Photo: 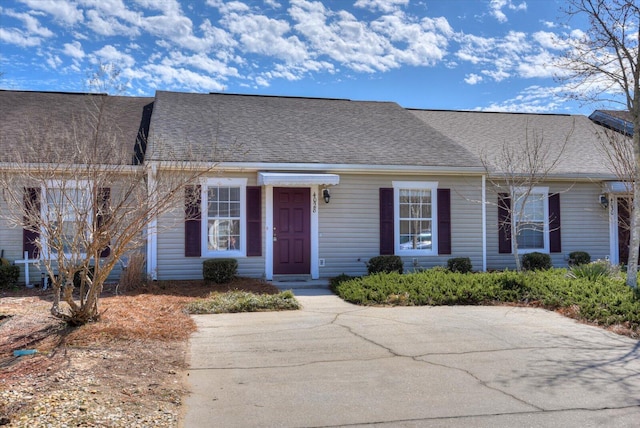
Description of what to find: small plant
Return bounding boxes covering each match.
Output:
[447,257,472,273]
[0,264,20,289]
[568,251,591,266]
[203,258,238,284]
[568,259,618,281]
[185,290,300,314]
[367,255,403,275]
[521,252,552,271]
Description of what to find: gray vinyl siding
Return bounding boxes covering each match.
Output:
[155,172,264,280]
[486,182,610,270]
[317,174,484,277]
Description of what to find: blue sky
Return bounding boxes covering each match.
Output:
[0,0,608,114]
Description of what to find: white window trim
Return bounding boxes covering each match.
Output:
[511,186,549,254]
[200,177,248,258]
[393,181,439,256]
[41,179,93,260]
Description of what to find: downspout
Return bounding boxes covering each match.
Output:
[482,174,487,272]
[146,163,158,280]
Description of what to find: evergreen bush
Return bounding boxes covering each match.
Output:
[447,257,473,273]
[366,255,403,275]
[521,252,552,271]
[203,258,238,284]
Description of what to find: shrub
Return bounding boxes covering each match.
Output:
[568,251,591,266]
[447,257,472,273]
[0,264,20,289]
[203,258,238,284]
[568,259,618,282]
[521,252,552,271]
[367,255,403,275]
[329,273,355,292]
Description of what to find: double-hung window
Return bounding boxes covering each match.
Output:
[512,187,549,253]
[42,180,92,258]
[394,181,438,255]
[201,178,246,257]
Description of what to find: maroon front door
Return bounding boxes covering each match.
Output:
[273,187,310,275]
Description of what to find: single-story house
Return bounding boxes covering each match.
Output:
[0,89,632,283]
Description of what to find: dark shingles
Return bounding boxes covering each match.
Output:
[147,91,483,169]
[0,90,154,165]
[410,109,616,177]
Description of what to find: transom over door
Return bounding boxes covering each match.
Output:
[273,187,311,275]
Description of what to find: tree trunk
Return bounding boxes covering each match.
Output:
[626,121,640,287]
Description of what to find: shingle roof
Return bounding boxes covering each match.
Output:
[409,109,615,178]
[147,91,482,169]
[0,90,154,165]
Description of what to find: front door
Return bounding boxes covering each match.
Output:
[273,187,311,275]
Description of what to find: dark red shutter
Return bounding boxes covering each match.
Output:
[246,186,262,256]
[98,188,111,258]
[380,188,394,255]
[498,193,512,254]
[549,193,561,253]
[437,189,451,254]
[185,185,201,257]
[23,187,40,259]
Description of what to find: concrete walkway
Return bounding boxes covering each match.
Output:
[183,288,640,427]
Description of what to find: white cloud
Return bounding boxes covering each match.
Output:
[354,0,409,13]
[224,13,308,63]
[142,63,227,91]
[489,0,527,23]
[0,28,42,47]
[5,9,55,38]
[46,53,62,69]
[465,73,483,85]
[85,9,140,37]
[161,51,240,78]
[63,40,85,58]
[17,0,84,25]
[479,85,565,113]
[91,45,136,68]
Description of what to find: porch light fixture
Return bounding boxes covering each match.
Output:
[599,194,609,209]
[322,188,331,203]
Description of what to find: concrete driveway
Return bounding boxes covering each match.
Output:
[183,288,640,427]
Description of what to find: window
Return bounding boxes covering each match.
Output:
[393,181,438,255]
[512,187,549,252]
[42,180,92,257]
[202,178,247,257]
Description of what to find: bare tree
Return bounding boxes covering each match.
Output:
[482,123,573,271]
[559,0,640,286]
[0,68,220,325]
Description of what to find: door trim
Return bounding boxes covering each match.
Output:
[265,184,319,280]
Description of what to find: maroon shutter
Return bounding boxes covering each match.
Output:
[380,188,394,255]
[549,193,561,253]
[23,187,40,259]
[437,188,451,254]
[498,193,511,254]
[98,188,111,258]
[246,186,262,256]
[185,185,201,257]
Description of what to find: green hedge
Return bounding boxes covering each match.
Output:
[203,258,238,284]
[367,255,403,274]
[331,268,640,331]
